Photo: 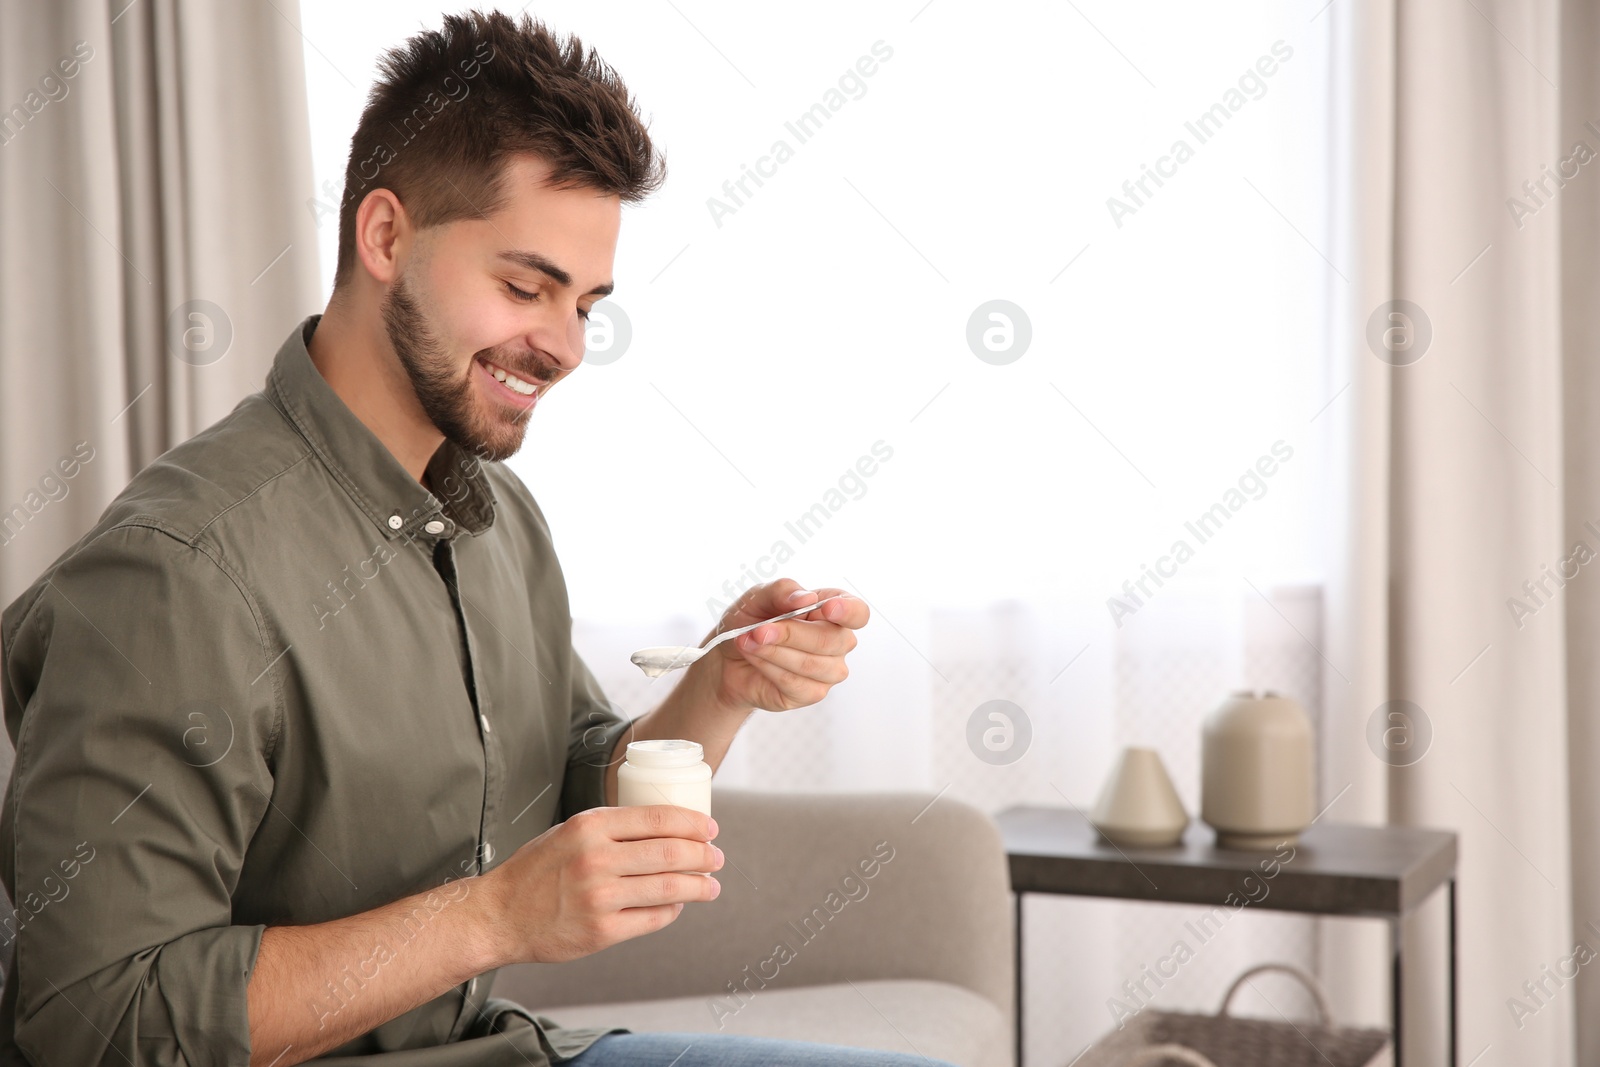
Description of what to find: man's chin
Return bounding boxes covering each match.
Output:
[454,419,529,463]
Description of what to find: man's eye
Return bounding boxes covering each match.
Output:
[578,306,592,321]
[504,281,537,302]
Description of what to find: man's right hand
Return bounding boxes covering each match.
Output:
[482,804,723,965]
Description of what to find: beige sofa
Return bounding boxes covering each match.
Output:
[492,789,1016,1067]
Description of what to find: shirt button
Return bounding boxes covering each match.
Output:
[424,519,445,535]
[480,713,492,733]
[387,515,403,530]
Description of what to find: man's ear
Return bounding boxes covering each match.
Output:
[353,189,410,286]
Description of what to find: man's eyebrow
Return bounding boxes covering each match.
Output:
[495,250,614,297]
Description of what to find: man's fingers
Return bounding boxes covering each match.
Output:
[730,578,808,624]
[781,587,865,626]
[799,588,867,629]
[717,583,866,645]
[734,646,833,705]
[740,618,857,657]
[738,640,848,684]
[609,901,691,941]
[575,803,716,843]
[610,872,722,911]
[610,837,724,877]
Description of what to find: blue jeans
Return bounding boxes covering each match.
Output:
[560,1032,960,1067]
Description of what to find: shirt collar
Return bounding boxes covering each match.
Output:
[266,315,497,542]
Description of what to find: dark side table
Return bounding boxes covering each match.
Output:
[996,806,1458,1067]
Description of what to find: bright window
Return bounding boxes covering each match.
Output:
[302,1,1333,624]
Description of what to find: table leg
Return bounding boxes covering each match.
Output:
[1448,878,1457,1066]
[1392,915,1404,1067]
[1014,892,1024,1067]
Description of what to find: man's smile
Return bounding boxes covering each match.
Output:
[474,353,543,408]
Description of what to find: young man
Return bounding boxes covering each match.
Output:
[0,11,949,1067]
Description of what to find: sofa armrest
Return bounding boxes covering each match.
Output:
[491,788,1014,1030]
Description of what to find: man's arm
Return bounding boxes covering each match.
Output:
[248,804,720,1066]
[246,879,498,1065]
[0,525,278,1066]
[602,582,867,807]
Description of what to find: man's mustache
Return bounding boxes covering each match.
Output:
[477,349,558,383]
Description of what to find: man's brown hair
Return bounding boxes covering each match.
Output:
[332,9,664,287]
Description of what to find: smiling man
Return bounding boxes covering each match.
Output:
[0,11,944,1067]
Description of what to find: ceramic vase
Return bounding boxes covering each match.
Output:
[1200,689,1314,849]
[1090,746,1189,848]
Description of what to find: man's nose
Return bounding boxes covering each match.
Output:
[533,313,585,372]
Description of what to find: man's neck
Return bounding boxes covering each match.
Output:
[307,299,443,485]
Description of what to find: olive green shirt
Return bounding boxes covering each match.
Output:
[0,315,634,1065]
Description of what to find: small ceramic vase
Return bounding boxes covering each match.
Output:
[1200,689,1314,849]
[1090,746,1189,848]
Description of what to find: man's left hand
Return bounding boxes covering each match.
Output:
[694,579,868,715]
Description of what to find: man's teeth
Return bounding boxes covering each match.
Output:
[486,361,539,396]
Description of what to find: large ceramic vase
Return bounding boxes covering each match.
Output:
[1200,689,1314,849]
[1090,746,1189,848]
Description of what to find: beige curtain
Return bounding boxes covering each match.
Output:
[1326,0,1593,1063]
[1560,0,1600,1058]
[0,0,321,611]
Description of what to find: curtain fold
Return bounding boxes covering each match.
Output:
[1318,0,1397,1039]
[1560,0,1600,1058]
[1328,0,1589,1062]
[0,0,321,609]
[1561,2,1600,1062]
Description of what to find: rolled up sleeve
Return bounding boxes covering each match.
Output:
[556,647,631,820]
[0,522,279,1065]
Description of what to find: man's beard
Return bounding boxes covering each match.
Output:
[381,272,533,463]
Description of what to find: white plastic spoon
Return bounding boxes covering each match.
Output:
[630,593,847,677]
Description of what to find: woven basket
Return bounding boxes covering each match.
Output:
[1074,963,1392,1067]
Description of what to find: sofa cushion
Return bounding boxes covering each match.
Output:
[490,790,1015,1025]
[531,978,1009,1067]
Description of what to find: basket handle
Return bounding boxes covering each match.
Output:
[1122,1045,1220,1067]
[1217,963,1332,1028]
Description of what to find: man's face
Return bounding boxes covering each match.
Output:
[381,154,621,462]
